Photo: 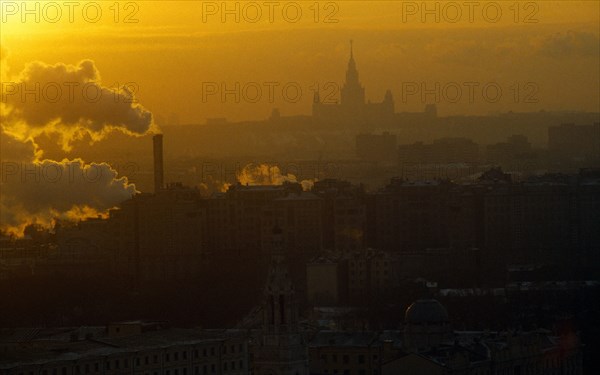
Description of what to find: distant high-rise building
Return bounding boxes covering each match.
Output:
[312,41,395,127]
[548,122,600,161]
[109,184,207,283]
[340,40,365,109]
[312,179,367,253]
[486,134,533,165]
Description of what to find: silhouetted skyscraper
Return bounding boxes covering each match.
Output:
[341,40,366,108]
[312,41,395,126]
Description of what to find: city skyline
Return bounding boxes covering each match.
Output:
[1,2,599,374]
[1,1,599,123]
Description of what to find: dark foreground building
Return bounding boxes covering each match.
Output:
[308,300,582,375]
[1,299,582,375]
[0,322,249,375]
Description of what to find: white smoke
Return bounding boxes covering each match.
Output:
[0,52,152,236]
[1,59,154,152]
[1,159,136,235]
[236,163,316,190]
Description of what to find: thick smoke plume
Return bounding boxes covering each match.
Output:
[0,53,152,236]
[1,59,154,152]
[1,159,136,236]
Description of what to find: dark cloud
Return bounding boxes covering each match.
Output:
[0,127,39,162]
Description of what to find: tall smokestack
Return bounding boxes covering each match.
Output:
[153,134,164,193]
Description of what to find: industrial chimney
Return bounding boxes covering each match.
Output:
[153,134,164,193]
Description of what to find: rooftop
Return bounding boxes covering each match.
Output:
[405,299,449,324]
[0,326,245,369]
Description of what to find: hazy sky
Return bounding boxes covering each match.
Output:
[1,1,599,235]
[2,1,599,123]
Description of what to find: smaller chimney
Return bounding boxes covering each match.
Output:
[153,134,164,193]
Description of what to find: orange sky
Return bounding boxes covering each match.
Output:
[2,1,599,123]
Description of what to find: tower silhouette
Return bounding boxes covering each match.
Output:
[341,40,366,108]
[312,40,395,127]
[253,225,308,375]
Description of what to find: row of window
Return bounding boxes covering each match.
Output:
[15,360,246,375]
[320,354,377,364]
[21,344,245,375]
[321,370,376,375]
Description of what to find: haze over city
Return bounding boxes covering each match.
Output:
[2,1,598,123]
[0,1,599,374]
